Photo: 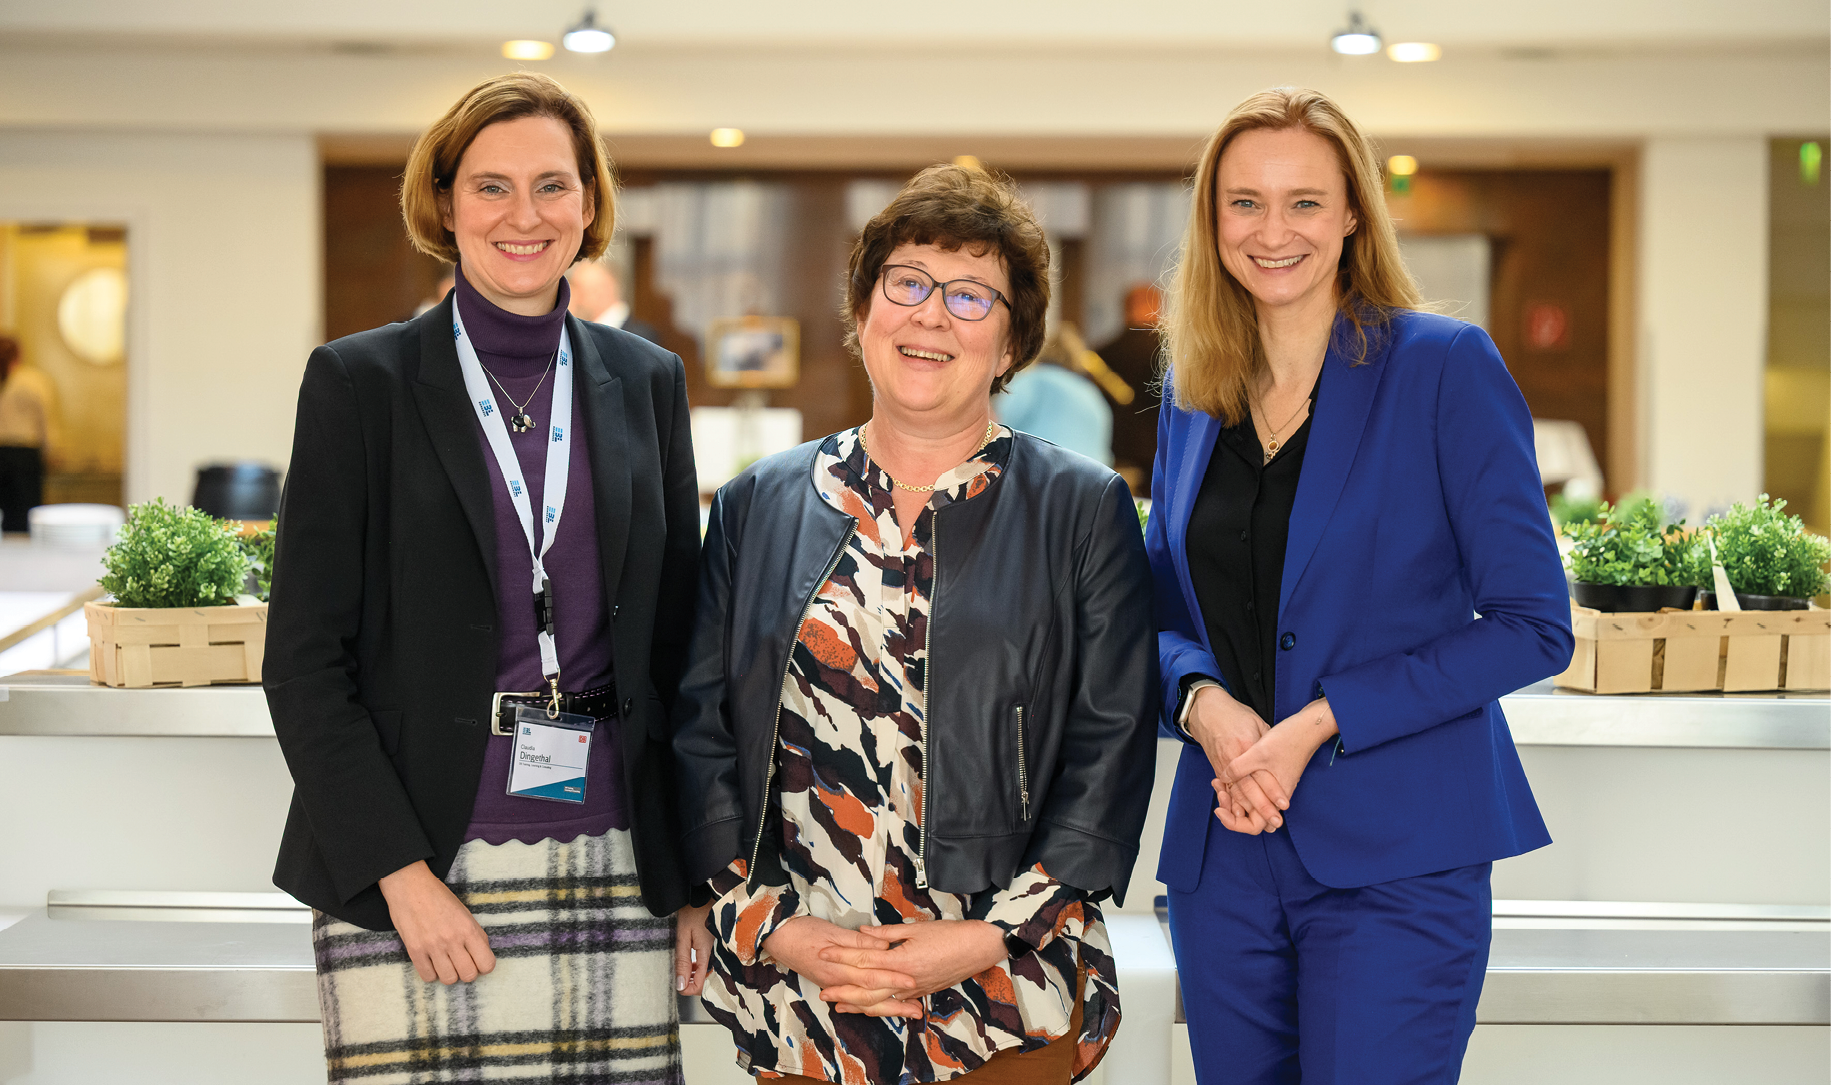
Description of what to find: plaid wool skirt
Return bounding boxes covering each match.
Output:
[311,828,681,1084]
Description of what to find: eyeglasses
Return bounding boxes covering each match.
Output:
[879,265,1009,322]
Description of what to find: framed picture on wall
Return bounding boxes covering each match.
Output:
[705,315,799,389]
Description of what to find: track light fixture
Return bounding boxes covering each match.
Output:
[1330,11,1382,56]
[562,9,616,54]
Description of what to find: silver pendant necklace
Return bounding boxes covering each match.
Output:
[479,353,556,434]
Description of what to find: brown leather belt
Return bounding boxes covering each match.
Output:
[490,682,618,736]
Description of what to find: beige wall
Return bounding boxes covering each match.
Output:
[1639,138,1771,517]
[0,131,318,503]
[0,45,1823,140]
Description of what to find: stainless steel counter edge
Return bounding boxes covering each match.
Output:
[2,914,1825,1027]
[3,675,1825,748]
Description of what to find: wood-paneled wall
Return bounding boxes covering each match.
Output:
[1389,170,1614,489]
[324,162,1616,491]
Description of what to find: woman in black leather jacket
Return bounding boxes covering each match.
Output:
[673,164,1158,1085]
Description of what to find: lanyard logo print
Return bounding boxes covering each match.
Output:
[451,304,574,707]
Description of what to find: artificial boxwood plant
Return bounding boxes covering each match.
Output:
[1563,497,1701,587]
[99,498,251,609]
[1694,495,1831,600]
[239,517,276,602]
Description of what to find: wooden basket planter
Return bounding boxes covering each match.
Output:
[1554,602,1830,694]
[84,601,267,689]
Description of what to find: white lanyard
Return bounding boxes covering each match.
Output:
[451,304,574,702]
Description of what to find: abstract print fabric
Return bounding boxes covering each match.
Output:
[312,828,680,1084]
[701,427,1120,1083]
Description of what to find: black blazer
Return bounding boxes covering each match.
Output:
[265,296,700,929]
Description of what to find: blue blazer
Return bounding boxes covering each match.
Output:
[1148,310,1569,890]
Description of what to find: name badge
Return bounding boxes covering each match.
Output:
[506,706,595,804]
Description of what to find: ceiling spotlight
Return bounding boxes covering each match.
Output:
[1330,11,1382,56]
[502,40,555,61]
[1387,155,1419,176]
[709,128,745,149]
[1387,41,1441,63]
[562,9,615,54]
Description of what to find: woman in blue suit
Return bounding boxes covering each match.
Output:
[1147,88,1573,1084]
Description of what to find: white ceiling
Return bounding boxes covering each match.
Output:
[1,0,1824,50]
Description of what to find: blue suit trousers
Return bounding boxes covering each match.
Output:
[1168,813,1492,1085]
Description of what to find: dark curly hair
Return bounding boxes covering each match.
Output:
[843,164,1051,394]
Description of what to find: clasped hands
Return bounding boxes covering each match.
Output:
[760,914,1008,1019]
[1187,684,1339,835]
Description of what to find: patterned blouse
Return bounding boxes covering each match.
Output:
[703,427,1120,1084]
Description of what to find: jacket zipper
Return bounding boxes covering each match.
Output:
[747,519,857,888]
[1015,704,1030,822]
[916,514,939,889]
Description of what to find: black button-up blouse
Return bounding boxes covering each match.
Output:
[1185,386,1316,725]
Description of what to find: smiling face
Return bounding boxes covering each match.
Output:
[441,114,594,315]
[857,242,1014,428]
[1214,126,1359,319]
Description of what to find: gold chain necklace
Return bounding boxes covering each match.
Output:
[1250,391,1310,465]
[858,420,998,493]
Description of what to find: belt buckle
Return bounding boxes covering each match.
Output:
[491,691,539,736]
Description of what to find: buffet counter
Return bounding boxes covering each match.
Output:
[1,671,1826,1084]
[2,673,1823,746]
[1,900,1821,1028]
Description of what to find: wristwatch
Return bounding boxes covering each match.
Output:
[1176,677,1222,741]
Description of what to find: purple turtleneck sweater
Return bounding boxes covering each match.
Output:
[455,267,627,845]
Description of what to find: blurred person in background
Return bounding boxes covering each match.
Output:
[0,336,60,532]
[1095,283,1164,494]
[568,258,664,344]
[412,265,457,317]
[674,164,1158,1084]
[265,72,706,1085]
[997,322,1114,464]
[1149,88,1570,1084]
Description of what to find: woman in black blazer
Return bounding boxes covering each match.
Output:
[265,73,706,1085]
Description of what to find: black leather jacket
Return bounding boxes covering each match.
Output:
[673,432,1159,903]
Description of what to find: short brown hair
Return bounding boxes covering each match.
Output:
[844,165,1051,393]
[1165,87,1421,424]
[401,72,616,265]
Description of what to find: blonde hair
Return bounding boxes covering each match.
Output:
[401,72,616,265]
[1165,87,1421,424]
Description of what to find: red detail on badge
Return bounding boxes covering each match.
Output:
[579,735,588,742]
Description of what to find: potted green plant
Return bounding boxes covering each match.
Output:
[1694,495,1830,611]
[85,498,266,688]
[1563,497,1701,612]
[238,517,276,602]
[1549,490,1606,529]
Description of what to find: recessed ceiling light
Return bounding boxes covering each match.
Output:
[1387,155,1419,176]
[710,128,745,149]
[562,9,615,54]
[1330,11,1382,55]
[502,40,555,61]
[1387,42,1441,63]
